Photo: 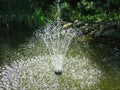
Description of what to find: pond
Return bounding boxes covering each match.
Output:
[0,24,120,90]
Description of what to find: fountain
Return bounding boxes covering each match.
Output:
[40,0,75,75]
[0,0,103,89]
[41,21,75,75]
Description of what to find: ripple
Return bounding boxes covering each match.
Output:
[0,55,102,90]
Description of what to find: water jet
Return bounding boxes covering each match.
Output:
[41,21,75,74]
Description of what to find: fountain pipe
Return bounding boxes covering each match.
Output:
[56,0,61,20]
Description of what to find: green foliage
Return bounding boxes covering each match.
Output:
[0,0,47,27]
[0,0,120,28]
[81,0,95,10]
[59,0,120,22]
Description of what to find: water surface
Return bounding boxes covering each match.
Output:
[0,26,120,90]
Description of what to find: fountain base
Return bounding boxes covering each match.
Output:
[55,70,62,75]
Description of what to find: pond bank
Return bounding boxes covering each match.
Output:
[61,20,120,51]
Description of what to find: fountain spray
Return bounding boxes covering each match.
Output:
[42,0,75,75]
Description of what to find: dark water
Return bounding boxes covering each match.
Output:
[0,25,120,90]
[70,39,120,90]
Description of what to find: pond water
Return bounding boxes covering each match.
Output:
[0,25,120,90]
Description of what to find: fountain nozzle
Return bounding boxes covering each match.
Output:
[55,70,62,75]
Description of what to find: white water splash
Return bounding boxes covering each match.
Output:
[0,55,102,90]
[40,21,75,72]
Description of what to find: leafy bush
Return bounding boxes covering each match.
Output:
[0,0,120,27]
